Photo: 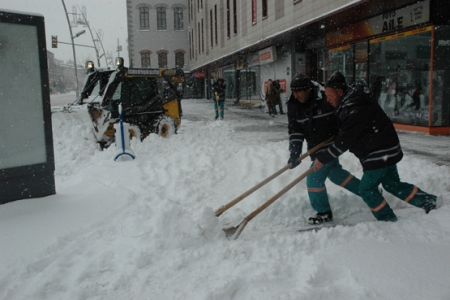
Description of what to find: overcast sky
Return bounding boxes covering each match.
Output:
[0,0,129,67]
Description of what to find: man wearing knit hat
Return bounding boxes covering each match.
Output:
[287,73,362,224]
[313,71,438,221]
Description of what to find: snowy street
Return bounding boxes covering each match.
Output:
[0,93,449,299]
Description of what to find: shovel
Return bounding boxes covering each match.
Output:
[114,103,136,161]
[214,136,333,217]
[224,167,314,240]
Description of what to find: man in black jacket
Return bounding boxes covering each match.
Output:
[314,71,437,221]
[287,73,361,224]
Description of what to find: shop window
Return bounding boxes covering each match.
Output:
[329,45,354,85]
[369,27,433,126]
[433,25,450,126]
[354,41,368,84]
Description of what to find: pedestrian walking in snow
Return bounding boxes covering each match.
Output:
[274,79,285,114]
[314,71,437,222]
[211,78,226,120]
[266,79,278,117]
[287,73,362,224]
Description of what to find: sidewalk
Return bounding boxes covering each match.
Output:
[202,98,450,166]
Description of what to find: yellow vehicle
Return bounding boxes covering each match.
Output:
[57,58,185,149]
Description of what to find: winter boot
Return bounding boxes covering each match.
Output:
[422,195,437,214]
[308,211,333,225]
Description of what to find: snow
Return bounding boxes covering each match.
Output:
[1,95,450,299]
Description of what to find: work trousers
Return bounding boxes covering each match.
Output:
[214,100,225,119]
[307,158,361,213]
[360,164,436,221]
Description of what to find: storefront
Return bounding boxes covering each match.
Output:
[326,0,450,133]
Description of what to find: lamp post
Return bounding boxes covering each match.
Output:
[61,0,85,98]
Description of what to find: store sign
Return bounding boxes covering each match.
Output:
[247,53,260,66]
[258,46,277,65]
[327,0,430,46]
[194,70,206,78]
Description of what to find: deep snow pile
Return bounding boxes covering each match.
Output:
[1,99,450,299]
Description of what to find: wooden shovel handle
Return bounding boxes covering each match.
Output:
[214,136,333,217]
[245,167,314,223]
[232,167,314,240]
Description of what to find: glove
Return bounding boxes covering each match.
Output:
[288,154,301,169]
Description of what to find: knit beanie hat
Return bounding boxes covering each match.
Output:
[325,71,348,90]
[290,73,313,91]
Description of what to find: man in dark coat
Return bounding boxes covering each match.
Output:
[211,78,226,120]
[274,79,285,114]
[313,71,437,221]
[287,73,361,224]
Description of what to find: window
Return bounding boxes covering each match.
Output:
[233,0,237,35]
[214,5,218,45]
[201,19,204,53]
[210,9,213,48]
[189,31,192,60]
[140,7,149,30]
[252,0,257,24]
[157,7,167,30]
[140,51,151,67]
[158,51,168,68]
[226,0,230,38]
[188,0,192,20]
[198,22,201,54]
[175,51,185,68]
[262,0,268,18]
[174,7,184,30]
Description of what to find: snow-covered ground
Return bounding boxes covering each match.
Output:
[1,93,450,299]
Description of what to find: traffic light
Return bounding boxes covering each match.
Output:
[51,35,57,48]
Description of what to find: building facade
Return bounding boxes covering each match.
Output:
[186,0,450,134]
[126,0,189,70]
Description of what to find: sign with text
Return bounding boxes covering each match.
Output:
[327,0,430,46]
[258,46,277,65]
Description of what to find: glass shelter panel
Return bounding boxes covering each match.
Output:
[370,27,433,126]
[0,23,47,169]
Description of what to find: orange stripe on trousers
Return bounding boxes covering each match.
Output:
[370,199,387,212]
[404,185,418,203]
[307,186,326,193]
[340,174,353,187]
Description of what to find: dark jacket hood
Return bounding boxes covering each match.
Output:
[336,80,373,113]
